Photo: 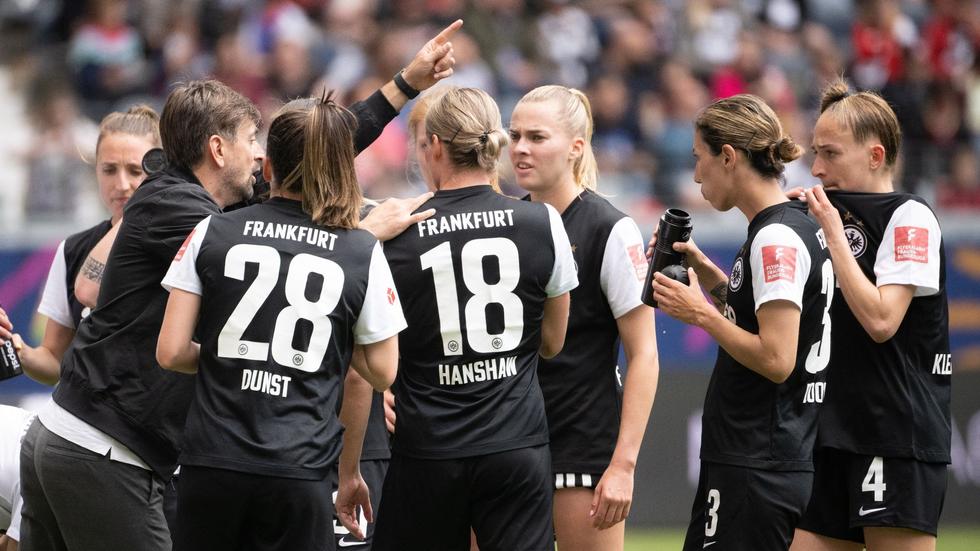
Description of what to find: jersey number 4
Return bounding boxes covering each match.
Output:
[217,244,342,372]
[421,238,524,356]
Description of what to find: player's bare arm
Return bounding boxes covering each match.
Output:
[653,270,800,383]
[336,357,375,541]
[74,221,121,308]
[156,288,202,374]
[806,186,914,342]
[539,293,570,359]
[592,305,659,530]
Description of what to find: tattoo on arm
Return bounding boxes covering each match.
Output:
[709,282,728,312]
[80,257,106,283]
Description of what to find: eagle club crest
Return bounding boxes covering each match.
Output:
[844,224,867,258]
[729,256,744,291]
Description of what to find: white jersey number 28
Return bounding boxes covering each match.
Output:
[217,244,342,372]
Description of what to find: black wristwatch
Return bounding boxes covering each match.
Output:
[393,70,421,99]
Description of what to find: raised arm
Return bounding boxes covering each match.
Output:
[350,20,461,152]
[805,186,914,342]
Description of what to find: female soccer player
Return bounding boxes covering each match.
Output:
[373,86,577,551]
[651,94,832,550]
[508,85,659,551]
[156,93,406,551]
[790,81,950,551]
[0,105,160,383]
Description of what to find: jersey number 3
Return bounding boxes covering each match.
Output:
[217,244,342,372]
[421,238,524,356]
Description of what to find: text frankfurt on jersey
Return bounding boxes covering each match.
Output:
[438,355,518,386]
[242,220,338,250]
[416,209,515,237]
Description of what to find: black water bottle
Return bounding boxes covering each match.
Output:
[641,208,693,308]
[0,339,22,381]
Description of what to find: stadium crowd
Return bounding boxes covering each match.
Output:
[0,0,977,229]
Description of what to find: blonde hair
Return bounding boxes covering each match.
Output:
[96,104,161,155]
[422,86,508,175]
[266,91,361,228]
[819,79,901,168]
[516,85,599,191]
[695,94,803,179]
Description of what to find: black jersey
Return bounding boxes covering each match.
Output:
[37,219,113,330]
[362,391,391,461]
[701,201,832,471]
[383,185,578,459]
[817,192,950,463]
[536,190,649,473]
[162,198,406,479]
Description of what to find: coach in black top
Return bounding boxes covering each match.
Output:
[374,87,577,551]
[792,81,950,551]
[18,22,460,551]
[652,95,832,551]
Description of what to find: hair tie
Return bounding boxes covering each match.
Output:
[479,130,490,145]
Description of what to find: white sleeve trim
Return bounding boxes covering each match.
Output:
[355,242,408,344]
[749,224,810,312]
[36,241,75,329]
[600,217,648,319]
[160,216,211,296]
[544,203,579,297]
[874,200,941,297]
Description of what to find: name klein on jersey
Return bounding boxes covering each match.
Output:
[242,220,338,250]
[416,209,515,237]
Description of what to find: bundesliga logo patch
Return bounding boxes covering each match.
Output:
[627,244,648,281]
[894,226,928,263]
[386,287,396,305]
[174,229,196,261]
[762,245,797,283]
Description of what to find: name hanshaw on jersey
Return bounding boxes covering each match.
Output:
[438,355,518,386]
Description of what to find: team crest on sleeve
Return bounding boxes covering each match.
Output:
[729,256,744,291]
[386,287,396,305]
[762,246,797,283]
[843,225,867,258]
[895,226,928,263]
[627,244,647,281]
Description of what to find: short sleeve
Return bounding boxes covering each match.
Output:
[749,223,811,312]
[544,204,579,297]
[161,216,212,295]
[874,200,941,297]
[600,217,648,319]
[36,241,75,329]
[355,242,408,344]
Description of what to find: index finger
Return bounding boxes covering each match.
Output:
[433,19,463,45]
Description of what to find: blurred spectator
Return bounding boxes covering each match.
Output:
[67,0,149,119]
[936,145,980,209]
[849,0,917,90]
[22,77,99,224]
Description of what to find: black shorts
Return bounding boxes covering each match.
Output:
[174,465,335,551]
[797,448,947,542]
[330,459,389,550]
[373,445,553,551]
[682,461,812,551]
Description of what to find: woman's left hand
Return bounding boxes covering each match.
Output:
[591,462,634,529]
[651,268,713,327]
